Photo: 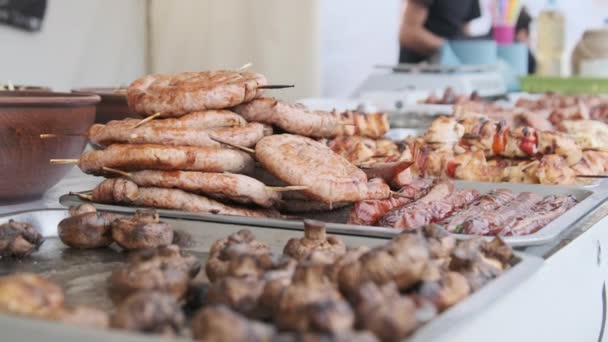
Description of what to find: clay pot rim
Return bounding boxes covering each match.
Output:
[0,91,101,107]
[72,87,127,103]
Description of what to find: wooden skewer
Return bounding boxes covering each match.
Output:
[40,133,86,138]
[208,136,255,154]
[576,175,608,179]
[102,166,132,178]
[238,62,253,71]
[50,159,79,165]
[133,112,161,128]
[266,185,309,192]
[520,160,540,172]
[69,192,93,201]
[258,85,295,89]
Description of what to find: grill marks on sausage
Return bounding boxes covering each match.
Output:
[255,134,390,204]
[79,144,255,175]
[127,71,267,116]
[91,178,278,218]
[233,98,389,139]
[117,170,281,208]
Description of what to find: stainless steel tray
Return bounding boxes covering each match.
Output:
[60,180,608,247]
[0,208,542,342]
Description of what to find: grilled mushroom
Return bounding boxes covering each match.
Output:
[0,220,44,257]
[111,291,184,335]
[283,220,346,262]
[58,211,116,249]
[0,273,64,318]
[111,209,173,250]
[191,305,275,342]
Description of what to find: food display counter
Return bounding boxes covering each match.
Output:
[2,68,608,341]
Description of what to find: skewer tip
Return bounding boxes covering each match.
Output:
[209,136,255,154]
[133,112,161,128]
[102,166,133,178]
[50,159,79,165]
[258,84,295,90]
[266,185,309,192]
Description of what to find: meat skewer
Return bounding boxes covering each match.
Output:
[90,178,279,218]
[378,188,479,230]
[461,192,543,235]
[501,195,577,236]
[255,134,391,204]
[234,98,389,139]
[86,122,268,148]
[50,144,255,175]
[440,189,516,233]
[127,70,269,117]
[348,178,434,226]
[101,168,307,208]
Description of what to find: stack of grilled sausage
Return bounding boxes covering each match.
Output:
[72,69,393,217]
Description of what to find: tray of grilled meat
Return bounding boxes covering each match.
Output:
[0,207,542,341]
[60,179,608,247]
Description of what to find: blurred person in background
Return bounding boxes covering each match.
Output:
[399,0,481,63]
[514,6,537,74]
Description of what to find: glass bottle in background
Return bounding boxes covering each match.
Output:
[536,0,565,76]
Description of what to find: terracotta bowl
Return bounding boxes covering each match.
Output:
[0,91,100,202]
[72,87,141,123]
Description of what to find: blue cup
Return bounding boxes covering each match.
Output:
[497,43,528,76]
[449,40,498,65]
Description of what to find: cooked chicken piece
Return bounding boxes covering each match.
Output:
[276,263,353,333]
[422,116,464,146]
[536,155,577,185]
[50,306,109,329]
[537,131,582,165]
[111,291,184,335]
[0,220,44,257]
[111,209,173,250]
[514,110,554,131]
[419,271,470,311]
[191,305,275,342]
[0,273,64,319]
[283,220,346,262]
[256,134,391,204]
[206,230,272,282]
[339,233,430,294]
[68,203,97,216]
[354,282,418,342]
[560,120,608,151]
[127,70,267,116]
[328,136,404,165]
[108,244,200,303]
[58,210,116,249]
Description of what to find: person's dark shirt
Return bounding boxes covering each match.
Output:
[399,0,481,64]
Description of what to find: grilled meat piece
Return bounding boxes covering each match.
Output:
[108,244,200,303]
[191,305,275,342]
[256,134,390,204]
[111,209,174,250]
[117,170,281,208]
[127,70,267,116]
[379,189,479,230]
[0,273,64,319]
[502,195,577,236]
[89,122,268,148]
[339,233,430,294]
[328,136,404,165]
[462,192,542,235]
[206,230,272,282]
[92,178,278,218]
[283,220,346,262]
[79,143,255,175]
[0,220,44,257]
[58,209,116,249]
[440,189,516,233]
[234,98,389,139]
[354,282,418,342]
[348,178,433,226]
[111,291,185,335]
[537,155,578,185]
[536,131,582,166]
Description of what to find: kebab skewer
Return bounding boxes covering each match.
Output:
[51,144,256,175]
[101,168,307,208]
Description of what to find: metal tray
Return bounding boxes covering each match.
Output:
[0,208,543,342]
[60,180,608,247]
